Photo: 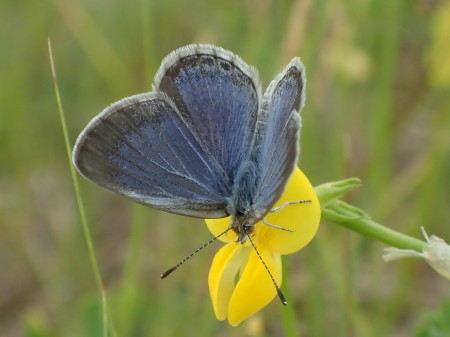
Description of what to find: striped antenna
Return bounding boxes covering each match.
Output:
[161,227,232,279]
[246,230,287,305]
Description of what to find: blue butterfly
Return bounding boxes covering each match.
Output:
[73,44,305,244]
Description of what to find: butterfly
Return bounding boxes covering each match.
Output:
[72,44,305,244]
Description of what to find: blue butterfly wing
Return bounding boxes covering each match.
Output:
[250,58,306,218]
[73,45,261,219]
[154,45,261,182]
[73,93,231,218]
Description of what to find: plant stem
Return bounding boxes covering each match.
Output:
[48,38,111,337]
[321,200,427,252]
[280,260,299,337]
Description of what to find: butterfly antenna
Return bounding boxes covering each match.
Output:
[246,231,287,305]
[161,227,232,279]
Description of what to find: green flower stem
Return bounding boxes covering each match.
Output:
[315,179,427,252]
[321,199,427,252]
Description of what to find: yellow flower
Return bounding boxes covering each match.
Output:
[206,167,321,326]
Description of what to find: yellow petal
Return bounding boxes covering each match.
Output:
[228,241,282,326]
[208,243,249,321]
[256,167,321,255]
[206,217,236,243]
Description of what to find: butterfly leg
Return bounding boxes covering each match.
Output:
[261,200,312,232]
[262,218,295,232]
[269,200,311,213]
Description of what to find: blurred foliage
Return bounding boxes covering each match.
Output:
[1,0,449,336]
[425,0,450,88]
[415,299,450,337]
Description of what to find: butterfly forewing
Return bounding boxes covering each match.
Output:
[154,45,261,182]
[250,58,305,218]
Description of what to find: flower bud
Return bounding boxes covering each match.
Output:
[383,227,450,280]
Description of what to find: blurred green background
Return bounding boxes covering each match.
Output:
[1,0,450,336]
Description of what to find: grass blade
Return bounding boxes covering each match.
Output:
[47,37,111,337]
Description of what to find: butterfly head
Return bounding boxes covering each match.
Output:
[231,212,258,244]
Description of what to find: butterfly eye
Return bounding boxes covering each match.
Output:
[245,225,256,235]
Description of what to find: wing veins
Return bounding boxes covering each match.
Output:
[137,106,191,177]
[109,103,222,195]
[87,136,222,198]
[100,117,184,177]
[181,67,229,180]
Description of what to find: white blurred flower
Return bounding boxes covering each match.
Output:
[383,227,450,280]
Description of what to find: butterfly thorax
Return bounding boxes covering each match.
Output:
[227,160,261,243]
